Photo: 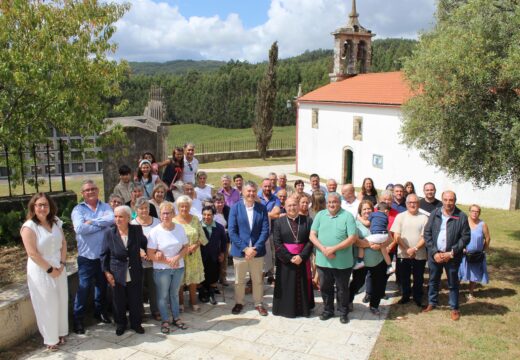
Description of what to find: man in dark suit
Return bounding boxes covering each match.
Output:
[423,190,470,321]
[100,205,148,335]
[228,181,270,316]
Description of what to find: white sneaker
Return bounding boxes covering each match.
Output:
[353,261,365,270]
[386,265,395,275]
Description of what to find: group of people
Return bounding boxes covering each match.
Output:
[20,143,491,351]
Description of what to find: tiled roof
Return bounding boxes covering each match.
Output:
[298,71,413,106]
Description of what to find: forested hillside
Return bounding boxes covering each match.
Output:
[111,38,417,128]
[129,59,226,75]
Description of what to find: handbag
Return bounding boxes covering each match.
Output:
[465,251,485,263]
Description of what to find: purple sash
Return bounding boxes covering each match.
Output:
[284,243,313,300]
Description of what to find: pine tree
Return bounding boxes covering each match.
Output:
[253,42,278,159]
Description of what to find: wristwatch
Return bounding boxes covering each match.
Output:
[46,266,53,274]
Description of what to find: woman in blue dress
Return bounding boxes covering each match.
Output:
[459,204,491,301]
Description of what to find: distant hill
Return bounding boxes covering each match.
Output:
[129,59,226,75]
[115,38,418,128]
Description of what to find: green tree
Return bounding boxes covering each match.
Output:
[0,0,129,148]
[402,0,520,186]
[253,42,278,159]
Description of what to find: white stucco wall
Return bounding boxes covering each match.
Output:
[297,103,513,209]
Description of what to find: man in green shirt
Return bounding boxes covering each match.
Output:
[310,192,358,324]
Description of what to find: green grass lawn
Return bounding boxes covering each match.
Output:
[371,207,520,360]
[200,156,295,169]
[166,124,295,151]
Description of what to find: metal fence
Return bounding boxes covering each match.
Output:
[0,141,69,197]
[176,138,296,155]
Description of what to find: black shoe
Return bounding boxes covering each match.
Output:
[398,297,410,305]
[94,313,112,324]
[414,300,423,308]
[73,322,85,335]
[340,315,349,324]
[199,295,209,303]
[116,326,125,336]
[213,288,221,294]
[319,312,334,321]
[267,276,275,285]
[131,325,145,334]
[231,304,243,315]
[209,295,217,305]
[362,294,371,304]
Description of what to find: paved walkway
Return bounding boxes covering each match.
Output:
[21,163,393,360]
[22,268,395,360]
[202,164,306,183]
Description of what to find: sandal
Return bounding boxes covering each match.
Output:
[46,344,59,352]
[171,319,187,330]
[153,312,162,321]
[160,321,170,334]
[59,336,66,345]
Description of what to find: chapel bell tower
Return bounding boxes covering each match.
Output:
[329,0,375,82]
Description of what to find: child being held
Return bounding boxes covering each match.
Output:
[354,202,394,274]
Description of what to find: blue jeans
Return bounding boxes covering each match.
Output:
[398,258,426,303]
[427,257,460,310]
[73,256,107,322]
[153,268,185,321]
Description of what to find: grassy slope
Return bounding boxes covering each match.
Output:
[371,208,520,360]
[166,124,295,148]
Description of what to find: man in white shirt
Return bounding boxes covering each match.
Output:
[341,184,360,218]
[391,194,428,307]
[182,143,198,184]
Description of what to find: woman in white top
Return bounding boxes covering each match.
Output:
[147,201,189,334]
[21,193,68,351]
[195,171,213,203]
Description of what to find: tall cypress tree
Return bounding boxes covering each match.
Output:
[253,42,278,159]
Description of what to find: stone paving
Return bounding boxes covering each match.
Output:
[21,164,393,360]
[22,271,395,360]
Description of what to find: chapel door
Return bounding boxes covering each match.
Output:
[342,148,353,184]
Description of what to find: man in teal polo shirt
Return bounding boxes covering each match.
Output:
[310,192,358,324]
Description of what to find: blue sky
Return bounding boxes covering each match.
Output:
[112,0,436,63]
[162,0,271,28]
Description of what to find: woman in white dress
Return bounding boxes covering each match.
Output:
[21,193,68,351]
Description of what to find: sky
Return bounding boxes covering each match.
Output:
[112,0,437,63]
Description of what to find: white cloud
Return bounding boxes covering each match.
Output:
[112,0,435,63]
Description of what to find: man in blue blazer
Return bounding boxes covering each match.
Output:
[228,181,270,316]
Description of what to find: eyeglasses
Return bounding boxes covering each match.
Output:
[161,211,173,216]
[406,201,419,205]
[35,203,49,209]
[82,187,98,193]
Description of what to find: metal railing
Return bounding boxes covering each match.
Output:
[173,138,296,155]
[0,140,67,197]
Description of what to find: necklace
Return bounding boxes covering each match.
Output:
[286,215,300,242]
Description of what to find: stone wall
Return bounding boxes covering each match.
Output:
[0,264,79,351]
[102,126,168,202]
[197,148,295,164]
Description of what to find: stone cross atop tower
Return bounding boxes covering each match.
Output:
[329,0,375,82]
[143,85,166,122]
